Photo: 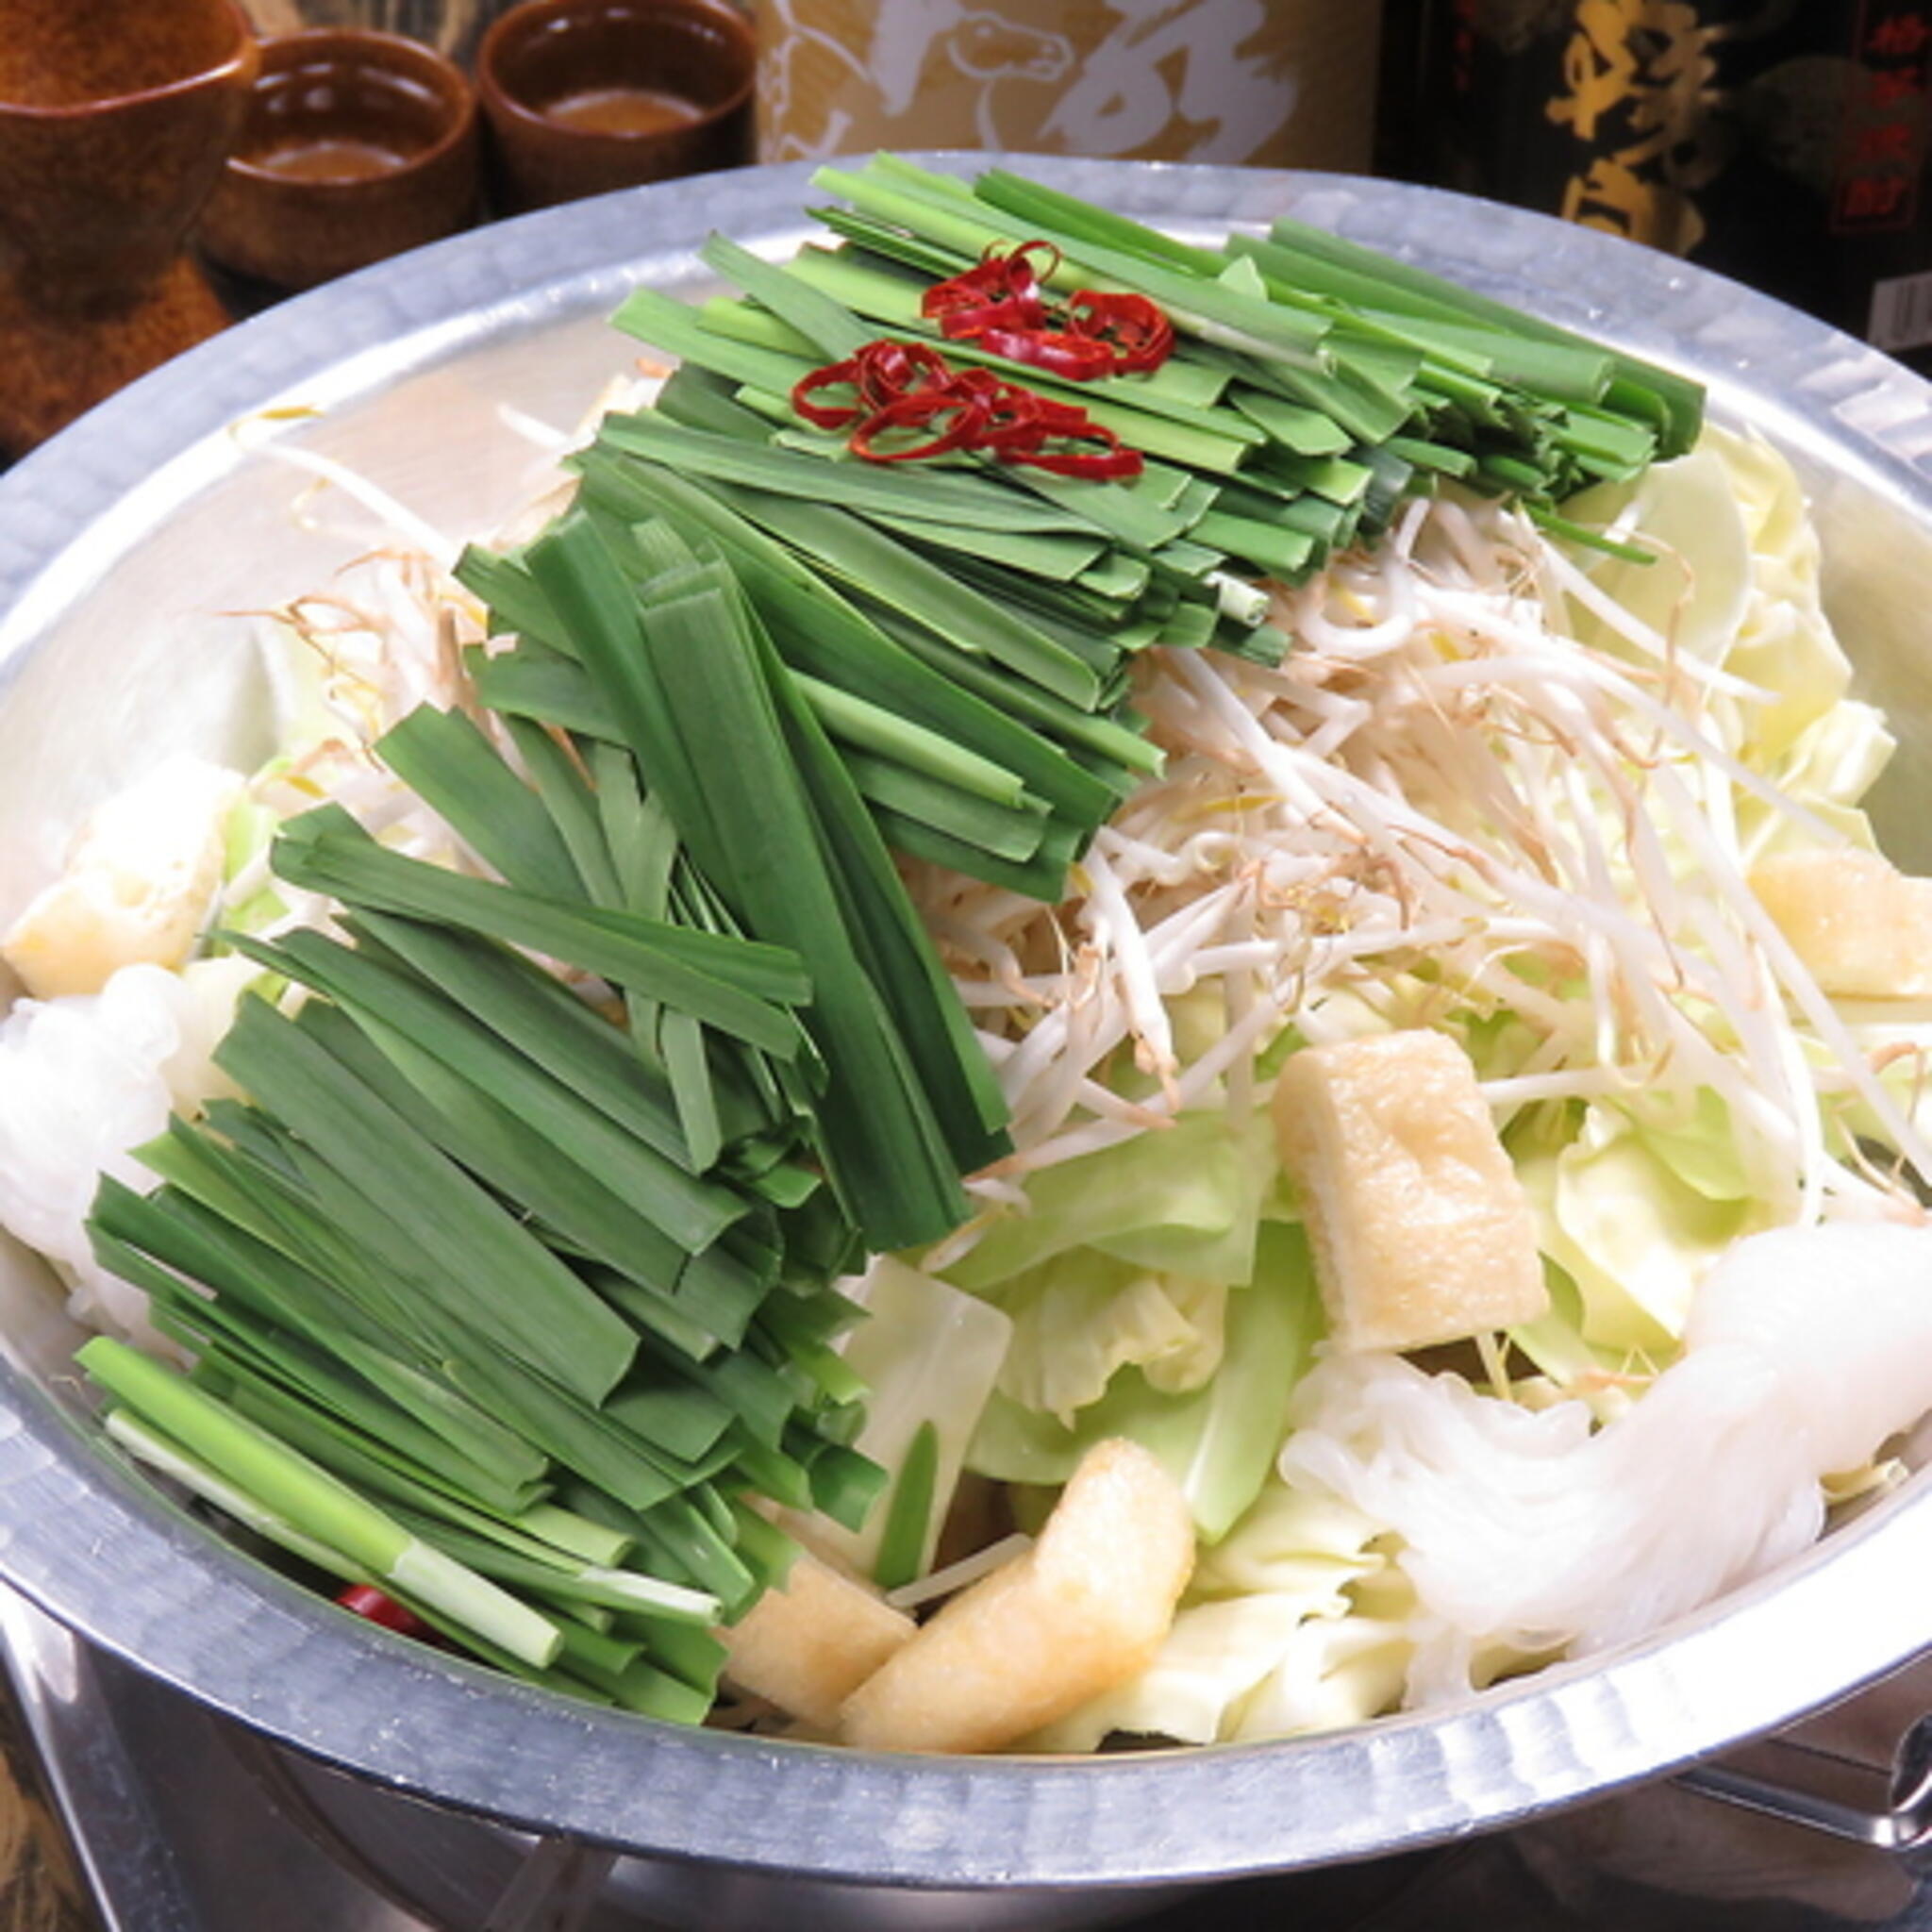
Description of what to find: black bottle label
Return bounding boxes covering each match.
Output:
[1423,0,1932,365]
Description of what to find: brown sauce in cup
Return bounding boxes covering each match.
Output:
[540,85,698,137]
[253,137,410,181]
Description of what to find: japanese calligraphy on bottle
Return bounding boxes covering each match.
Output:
[1545,1,1723,253]
[1421,0,1932,365]
[1837,5,1932,233]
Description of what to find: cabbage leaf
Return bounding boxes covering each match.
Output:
[941,1108,1278,1293]
[1025,1479,1397,1750]
[990,1249,1227,1425]
[813,1257,1012,1582]
[966,1222,1320,1541]
[1516,1095,1760,1350]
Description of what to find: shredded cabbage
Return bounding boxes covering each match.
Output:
[968,1222,1319,1541]
[812,1257,1012,1584]
[1029,1483,1394,1749]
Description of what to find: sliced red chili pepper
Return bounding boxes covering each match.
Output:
[925,244,1174,380]
[944,372,1078,455]
[1029,396,1096,432]
[997,239,1061,285]
[791,356,863,429]
[1067,291,1175,375]
[793,327,1145,482]
[922,267,1008,326]
[1008,420,1144,480]
[849,389,989,464]
[922,240,1060,331]
[978,325,1117,381]
[337,1583,432,1637]
[935,296,1045,341]
[853,338,953,405]
[954,368,1115,461]
[946,365,1007,398]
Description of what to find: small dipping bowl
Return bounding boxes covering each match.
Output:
[198,27,479,291]
[476,0,755,213]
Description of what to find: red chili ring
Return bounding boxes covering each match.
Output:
[1066,291,1175,374]
[1008,420,1144,480]
[935,295,1048,341]
[923,240,1061,322]
[923,265,1009,323]
[993,239,1061,290]
[794,308,1150,481]
[948,372,1075,453]
[852,338,954,406]
[790,356,864,429]
[336,1583,433,1637]
[979,325,1118,381]
[849,389,990,464]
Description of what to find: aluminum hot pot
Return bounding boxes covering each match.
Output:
[1,158,1930,1928]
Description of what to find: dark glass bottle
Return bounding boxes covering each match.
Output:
[1392,0,1932,372]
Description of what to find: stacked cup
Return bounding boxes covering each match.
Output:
[201,0,755,291]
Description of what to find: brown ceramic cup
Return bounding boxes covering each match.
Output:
[197,27,479,291]
[475,0,755,213]
[0,0,258,453]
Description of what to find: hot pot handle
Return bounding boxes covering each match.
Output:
[1674,1664,1932,1855]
